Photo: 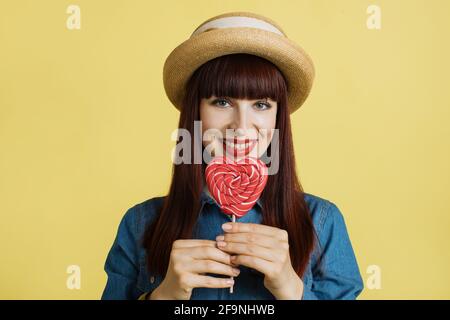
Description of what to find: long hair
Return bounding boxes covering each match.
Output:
[143,53,316,278]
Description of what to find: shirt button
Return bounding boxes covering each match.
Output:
[150,276,155,284]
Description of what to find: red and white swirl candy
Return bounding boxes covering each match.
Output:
[205,156,268,218]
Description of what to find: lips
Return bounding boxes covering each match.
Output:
[221,138,257,157]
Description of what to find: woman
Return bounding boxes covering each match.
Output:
[101,11,363,300]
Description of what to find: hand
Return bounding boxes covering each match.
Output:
[216,222,304,299]
[150,239,240,300]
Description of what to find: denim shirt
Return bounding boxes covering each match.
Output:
[101,190,364,300]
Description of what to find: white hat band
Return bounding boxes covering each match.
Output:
[191,16,284,37]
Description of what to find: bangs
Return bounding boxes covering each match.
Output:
[191,53,288,103]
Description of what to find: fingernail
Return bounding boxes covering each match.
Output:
[217,241,226,247]
[226,279,234,285]
[222,223,232,231]
[232,268,240,275]
[216,235,224,241]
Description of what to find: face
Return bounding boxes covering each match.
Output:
[200,95,278,161]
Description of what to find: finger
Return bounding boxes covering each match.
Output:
[222,222,288,241]
[185,246,232,265]
[185,274,235,289]
[172,239,217,249]
[216,240,279,262]
[231,254,274,277]
[216,232,278,249]
[190,260,240,277]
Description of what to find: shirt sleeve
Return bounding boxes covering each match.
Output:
[302,202,364,300]
[101,207,144,300]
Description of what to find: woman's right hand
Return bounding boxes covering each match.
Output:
[149,239,240,300]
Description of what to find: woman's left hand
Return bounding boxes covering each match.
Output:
[216,222,304,300]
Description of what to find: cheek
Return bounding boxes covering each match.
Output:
[201,106,222,128]
[200,108,226,148]
[255,112,276,137]
[254,112,277,156]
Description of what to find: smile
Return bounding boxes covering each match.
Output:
[221,138,258,157]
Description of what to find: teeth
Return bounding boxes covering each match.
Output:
[224,140,253,150]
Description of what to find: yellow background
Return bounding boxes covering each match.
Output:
[1,0,449,299]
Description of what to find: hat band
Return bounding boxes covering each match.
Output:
[191,16,284,37]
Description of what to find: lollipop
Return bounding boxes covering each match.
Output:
[205,156,268,293]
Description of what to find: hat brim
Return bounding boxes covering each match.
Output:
[163,27,315,114]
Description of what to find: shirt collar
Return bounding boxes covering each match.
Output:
[200,185,264,210]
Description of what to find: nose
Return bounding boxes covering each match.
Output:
[228,104,253,137]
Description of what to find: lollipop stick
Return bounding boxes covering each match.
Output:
[230,214,236,294]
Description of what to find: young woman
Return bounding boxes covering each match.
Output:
[101,12,363,300]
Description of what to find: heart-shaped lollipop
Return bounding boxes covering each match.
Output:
[205,156,268,218]
[205,156,268,294]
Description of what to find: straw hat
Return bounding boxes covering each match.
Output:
[163,11,315,114]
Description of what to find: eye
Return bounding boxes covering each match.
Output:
[254,101,272,111]
[211,98,232,108]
